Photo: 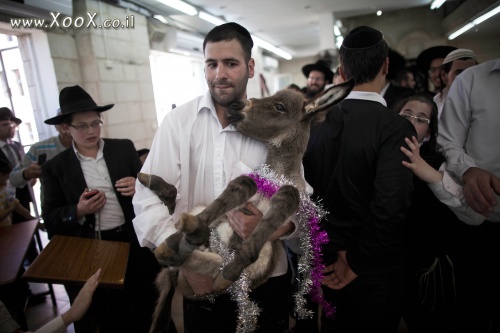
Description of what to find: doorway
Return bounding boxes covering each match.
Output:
[0,34,39,148]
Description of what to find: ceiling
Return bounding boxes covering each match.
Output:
[133,0,500,59]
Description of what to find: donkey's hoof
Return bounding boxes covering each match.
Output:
[154,241,176,262]
[213,274,232,291]
[178,213,201,233]
[178,213,209,246]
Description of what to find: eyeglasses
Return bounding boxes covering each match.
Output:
[69,120,103,132]
[400,113,430,125]
[0,122,15,128]
[428,67,440,74]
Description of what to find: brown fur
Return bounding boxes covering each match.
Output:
[143,80,354,333]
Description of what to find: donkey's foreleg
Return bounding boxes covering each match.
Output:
[138,173,177,215]
[172,175,257,257]
[220,185,300,284]
[156,175,256,267]
[197,175,257,224]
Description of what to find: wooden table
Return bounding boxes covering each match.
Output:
[23,235,130,289]
[0,219,39,285]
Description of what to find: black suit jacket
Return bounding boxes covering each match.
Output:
[383,83,415,111]
[41,138,142,239]
[42,138,161,331]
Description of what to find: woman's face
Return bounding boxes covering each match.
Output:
[399,100,432,144]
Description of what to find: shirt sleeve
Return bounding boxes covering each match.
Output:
[132,113,182,249]
[9,146,37,188]
[32,315,67,333]
[437,75,477,179]
[428,166,486,226]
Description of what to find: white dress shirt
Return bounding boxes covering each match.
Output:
[133,90,300,277]
[74,139,125,231]
[438,58,500,222]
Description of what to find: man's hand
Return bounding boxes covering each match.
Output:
[115,176,136,197]
[321,250,357,290]
[76,189,106,217]
[462,167,500,216]
[23,163,42,180]
[226,202,263,239]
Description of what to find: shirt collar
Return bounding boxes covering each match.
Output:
[197,90,237,132]
[490,59,500,73]
[73,138,105,160]
[345,90,387,107]
[380,82,390,97]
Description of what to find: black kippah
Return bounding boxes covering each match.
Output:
[342,26,384,50]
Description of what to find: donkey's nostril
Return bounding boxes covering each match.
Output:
[230,100,246,110]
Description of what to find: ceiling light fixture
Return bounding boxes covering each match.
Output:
[430,0,447,10]
[252,35,292,60]
[153,15,168,24]
[156,0,197,16]
[448,4,500,40]
[376,10,382,16]
[198,11,226,26]
[157,0,292,60]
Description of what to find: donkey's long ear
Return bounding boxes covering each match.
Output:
[302,79,354,123]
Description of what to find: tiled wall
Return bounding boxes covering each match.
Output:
[47,0,157,150]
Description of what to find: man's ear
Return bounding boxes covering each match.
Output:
[339,66,346,81]
[382,57,389,76]
[248,58,255,79]
[440,70,448,86]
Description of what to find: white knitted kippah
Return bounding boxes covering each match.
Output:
[442,48,478,65]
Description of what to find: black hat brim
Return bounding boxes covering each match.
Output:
[416,46,457,74]
[44,104,114,125]
[302,64,334,83]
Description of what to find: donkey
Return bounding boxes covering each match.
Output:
[139,79,354,333]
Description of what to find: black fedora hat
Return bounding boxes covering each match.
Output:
[302,60,334,83]
[416,45,457,75]
[0,107,22,125]
[44,85,114,125]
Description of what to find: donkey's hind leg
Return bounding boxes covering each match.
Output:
[218,185,300,286]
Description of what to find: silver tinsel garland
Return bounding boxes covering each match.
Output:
[195,164,331,332]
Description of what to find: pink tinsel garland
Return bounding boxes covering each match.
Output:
[248,169,336,319]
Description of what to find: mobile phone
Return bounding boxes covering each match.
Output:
[84,189,99,198]
[37,153,47,165]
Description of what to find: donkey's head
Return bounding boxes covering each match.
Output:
[227,79,354,149]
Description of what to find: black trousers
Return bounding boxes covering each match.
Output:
[321,266,404,333]
[450,220,500,333]
[183,273,290,333]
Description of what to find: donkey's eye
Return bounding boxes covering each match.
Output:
[275,103,286,112]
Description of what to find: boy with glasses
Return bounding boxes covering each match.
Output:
[41,85,161,333]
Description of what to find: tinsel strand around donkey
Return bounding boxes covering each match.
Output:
[139,79,354,333]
